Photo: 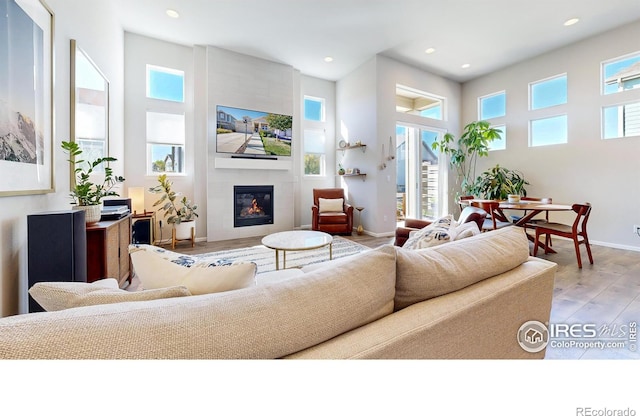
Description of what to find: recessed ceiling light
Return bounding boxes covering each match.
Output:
[166,9,180,18]
[461,63,471,69]
[564,18,579,26]
[425,48,436,54]
[324,56,334,63]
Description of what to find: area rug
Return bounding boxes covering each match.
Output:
[193,236,370,274]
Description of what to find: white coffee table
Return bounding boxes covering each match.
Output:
[261,230,333,270]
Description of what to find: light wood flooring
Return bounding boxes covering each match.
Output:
[168,231,640,360]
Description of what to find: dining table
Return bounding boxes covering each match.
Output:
[463,199,575,253]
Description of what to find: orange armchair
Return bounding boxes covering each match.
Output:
[311,188,354,235]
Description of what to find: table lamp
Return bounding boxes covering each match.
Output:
[129,187,145,215]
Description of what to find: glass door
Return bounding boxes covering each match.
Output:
[396,124,445,221]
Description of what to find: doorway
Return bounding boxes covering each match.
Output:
[396,124,445,221]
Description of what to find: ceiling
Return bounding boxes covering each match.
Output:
[112,0,640,83]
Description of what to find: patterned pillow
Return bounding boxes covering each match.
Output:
[403,215,455,249]
[128,245,257,295]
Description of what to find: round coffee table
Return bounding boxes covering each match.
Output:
[261,230,333,270]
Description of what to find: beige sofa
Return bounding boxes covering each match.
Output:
[0,226,556,359]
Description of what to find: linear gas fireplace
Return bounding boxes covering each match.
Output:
[234,185,274,228]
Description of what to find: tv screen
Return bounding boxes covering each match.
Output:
[216,105,292,157]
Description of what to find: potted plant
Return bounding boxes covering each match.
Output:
[149,174,198,243]
[61,141,125,223]
[431,121,502,196]
[472,164,529,200]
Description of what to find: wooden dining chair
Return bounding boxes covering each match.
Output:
[471,200,512,232]
[533,203,593,268]
[457,195,475,212]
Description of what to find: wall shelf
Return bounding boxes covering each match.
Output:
[339,173,367,181]
[337,144,367,153]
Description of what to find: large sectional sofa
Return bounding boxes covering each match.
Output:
[0,226,557,359]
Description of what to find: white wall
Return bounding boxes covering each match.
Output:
[123,33,197,242]
[206,46,297,241]
[463,20,640,250]
[0,0,124,316]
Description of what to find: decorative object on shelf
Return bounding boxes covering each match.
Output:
[149,173,198,248]
[338,139,347,149]
[61,140,125,224]
[338,164,346,175]
[379,143,387,170]
[346,168,353,174]
[353,168,360,174]
[386,136,395,161]
[355,206,365,236]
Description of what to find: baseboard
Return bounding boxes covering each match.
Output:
[297,224,394,238]
[590,240,640,252]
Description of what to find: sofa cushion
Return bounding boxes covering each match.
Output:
[403,215,455,249]
[394,226,530,311]
[28,278,191,312]
[0,245,397,359]
[129,245,256,295]
[318,212,348,224]
[318,197,343,213]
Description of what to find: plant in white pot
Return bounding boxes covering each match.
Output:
[149,174,198,247]
[62,141,125,224]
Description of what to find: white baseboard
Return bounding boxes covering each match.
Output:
[590,240,640,252]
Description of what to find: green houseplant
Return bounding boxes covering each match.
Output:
[472,164,529,200]
[61,140,125,223]
[149,173,198,225]
[431,121,502,195]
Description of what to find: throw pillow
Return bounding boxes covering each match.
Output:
[28,278,191,312]
[394,226,530,311]
[403,215,455,249]
[453,221,481,240]
[318,198,344,213]
[129,245,257,295]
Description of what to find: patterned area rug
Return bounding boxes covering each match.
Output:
[193,236,370,274]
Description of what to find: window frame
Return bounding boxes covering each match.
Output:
[146,64,185,103]
[529,114,568,147]
[304,95,326,122]
[601,51,640,96]
[303,128,326,177]
[529,73,568,111]
[478,91,506,120]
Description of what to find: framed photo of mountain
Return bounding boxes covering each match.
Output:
[0,0,54,196]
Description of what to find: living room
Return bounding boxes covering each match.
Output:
[1,0,640,410]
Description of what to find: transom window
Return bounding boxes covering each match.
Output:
[146,65,184,102]
[530,115,567,147]
[602,52,640,95]
[396,84,444,121]
[479,91,506,120]
[603,101,640,139]
[530,74,567,110]
[488,125,506,151]
[304,96,325,122]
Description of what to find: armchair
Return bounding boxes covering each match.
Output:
[311,188,354,235]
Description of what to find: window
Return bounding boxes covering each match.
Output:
[602,52,640,95]
[479,91,506,120]
[603,101,640,139]
[396,84,445,121]
[146,65,184,102]
[304,96,325,122]
[303,129,325,175]
[488,125,506,151]
[530,115,567,147]
[530,74,567,110]
[146,111,185,173]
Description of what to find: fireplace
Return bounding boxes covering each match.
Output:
[234,185,274,227]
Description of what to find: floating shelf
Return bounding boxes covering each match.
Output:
[338,173,367,181]
[337,144,367,153]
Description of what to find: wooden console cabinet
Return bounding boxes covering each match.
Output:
[86,215,132,287]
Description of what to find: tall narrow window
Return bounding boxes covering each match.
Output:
[304,96,325,122]
[303,129,325,176]
[530,74,567,110]
[530,115,567,147]
[602,52,640,95]
[479,91,506,120]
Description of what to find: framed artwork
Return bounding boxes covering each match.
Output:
[0,0,54,196]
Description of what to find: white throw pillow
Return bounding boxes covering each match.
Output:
[403,215,455,249]
[318,198,344,213]
[28,278,191,312]
[453,221,481,240]
[129,245,257,295]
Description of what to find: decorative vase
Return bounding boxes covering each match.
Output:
[73,204,102,224]
[338,168,345,175]
[174,220,195,240]
[508,194,521,203]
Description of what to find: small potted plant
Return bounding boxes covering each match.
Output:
[149,174,198,245]
[472,164,529,200]
[61,141,125,223]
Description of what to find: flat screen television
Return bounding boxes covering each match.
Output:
[216,105,292,158]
